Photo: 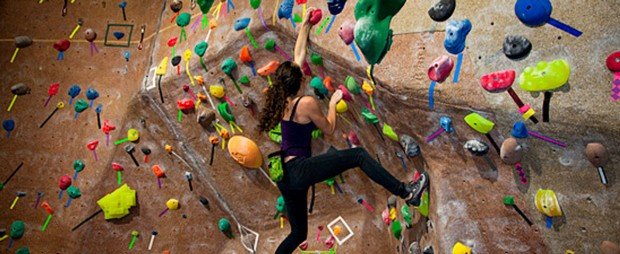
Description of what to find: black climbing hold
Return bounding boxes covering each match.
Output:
[171,56,182,66]
[503,35,532,60]
[141,147,151,155]
[113,32,125,40]
[170,0,183,12]
[199,196,210,208]
[428,0,456,22]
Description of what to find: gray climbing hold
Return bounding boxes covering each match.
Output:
[399,135,420,157]
[503,35,532,60]
[14,36,33,48]
[11,83,30,95]
[428,0,455,22]
[464,139,489,156]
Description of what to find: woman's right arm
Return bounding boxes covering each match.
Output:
[306,90,343,135]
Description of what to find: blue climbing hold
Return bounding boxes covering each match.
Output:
[278,0,294,19]
[439,116,454,133]
[86,88,99,101]
[328,0,347,15]
[3,119,15,132]
[113,32,125,40]
[511,121,529,139]
[444,19,472,54]
[234,18,251,31]
[68,84,81,105]
[515,0,552,27]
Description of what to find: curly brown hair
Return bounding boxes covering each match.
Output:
[258,61,303,132]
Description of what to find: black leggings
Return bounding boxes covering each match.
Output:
[275,147,407,254]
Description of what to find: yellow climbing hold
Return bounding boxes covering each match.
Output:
[535,189,562,217]
[452,242,471,254]
[464,113,494,134]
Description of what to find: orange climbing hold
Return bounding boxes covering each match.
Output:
[258,60,280,76]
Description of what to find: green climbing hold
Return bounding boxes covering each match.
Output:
[311,129,323,139]
[0,183,4,190]
[10,220,25,239]
[310,77,327,95]
[361,108,379,124]
[276,196,286,213]
[390,220,402,239]
[194,42,208,57]
[269,123,282,143]
[218,218,231,232]
[197,0,215,13]
[15,247,30,254]
[221,57,237,76]
[176,12,191,27]
[345,76,361,94]
[293,13,302,23]
[218,102,235,122]
[73,160,85,172]
[416,190,429,217]
[264,39,276,51]
[310,52,323,66]
[67,186,82,199]
[382,123,398,141]
[401,204,412,227]
[354,0,405,65]
[239,75,251,84]
[74,99,89,113]
[503,195,515,206]
[325,177,335,186]
[250,0,261,9]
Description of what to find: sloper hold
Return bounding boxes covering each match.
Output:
[606,51,620,71]
[500,137,523,165]
[428,0,456,22]
[353,0,405,65]
[338,20,355,45]
[518,59,570,92]
[194,41,208,57]
[11,83,30,95]
[171,55,182,66]
[234,18,251,31]
[221,57,237,75]
[503,35,532,60]
[585,143,608,168]
[444,19,472,55]
[327,0,347,15]
[480,70,515,93]
[176,13,191,27]
[515,0,552,27]
[14,36,33,48]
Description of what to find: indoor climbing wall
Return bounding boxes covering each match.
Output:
[0,0,618,254]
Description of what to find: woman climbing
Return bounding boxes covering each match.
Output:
[258,8,429,254]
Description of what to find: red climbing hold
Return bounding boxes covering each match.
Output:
[480,70,516,93]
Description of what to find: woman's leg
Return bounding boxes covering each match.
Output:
[293,147,408,198]
[275,187,309,254]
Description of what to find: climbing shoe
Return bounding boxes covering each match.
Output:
[405,172,429,206]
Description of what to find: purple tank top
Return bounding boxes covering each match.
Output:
[281,97,316,158]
